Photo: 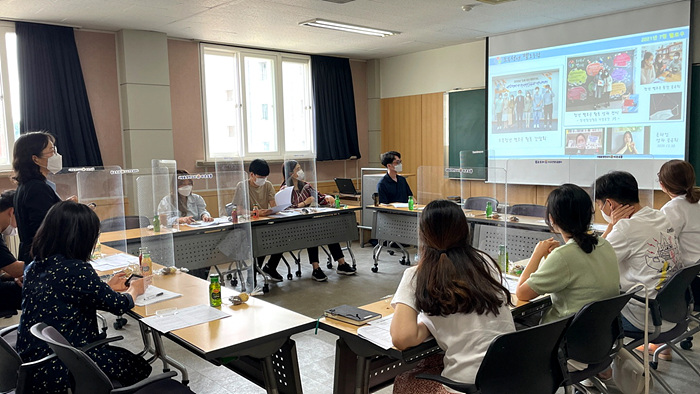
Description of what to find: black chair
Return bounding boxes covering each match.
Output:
[417,316,572,393]
[100,216,151,232]
[0,325,55,394]
[623,263,700,393]
[563,290,637,393]
[678,276,700,350]
[30,323,194,394]
[509,204,546,218]
[463,197,498,212]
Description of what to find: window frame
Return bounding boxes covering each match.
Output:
[0,22,17,171]
[200,43,314,161]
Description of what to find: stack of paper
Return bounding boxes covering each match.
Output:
[357,314,394,349]
[134,285,182,306]
[91,253,138,271]
[140,304,230,333]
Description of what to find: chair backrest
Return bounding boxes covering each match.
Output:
[475,316,571,393]
[509,204,547,218]
[100,216,151,232]
[30,323,113,394]
[565,292,635,364]
[464,197,499,211]
[0,332,21,393]
[655,263,700,323]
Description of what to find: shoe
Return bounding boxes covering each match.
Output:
[336,263,356,276]
[312,268,328,282]
[635,343,672,361]
[262,265,283,282]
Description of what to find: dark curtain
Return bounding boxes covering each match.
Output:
[311,55,361,161]
[16,22,103,167]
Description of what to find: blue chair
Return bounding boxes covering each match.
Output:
[463,197,498,212]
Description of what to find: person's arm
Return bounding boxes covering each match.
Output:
[377,179,389,204]
[516,238,560,301]
[390,303,430,350]
[157,195,180,226]
[0,261,24,279]
[601,204,635,238]
[194,194,213,221]
[72,264,138,315]
[22,182,61,240]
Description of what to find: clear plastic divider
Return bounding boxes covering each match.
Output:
[283,154,320,209]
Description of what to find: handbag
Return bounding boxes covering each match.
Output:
[612,348,653,394]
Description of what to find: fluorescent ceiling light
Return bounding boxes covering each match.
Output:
[300,19,399,37]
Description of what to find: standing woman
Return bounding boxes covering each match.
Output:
[390,200,515,392]
[12,132,64,263]
[658,160,700,265]
[281,161,356,281]
[16,201,150,393]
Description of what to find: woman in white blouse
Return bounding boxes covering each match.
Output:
[658,160,700,265]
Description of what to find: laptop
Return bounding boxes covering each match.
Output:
[334,178,360,196]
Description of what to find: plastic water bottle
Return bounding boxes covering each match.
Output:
[153,214,161,233]
[497,245,508,273]
[335,195,341,208]
[408,196,414,211]
[486,201,493,218]
[209,274,222,307]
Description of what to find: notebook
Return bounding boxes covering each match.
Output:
[334,178,360,196]
[325,304,382,326]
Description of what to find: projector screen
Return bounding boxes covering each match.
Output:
[486,1,691,187]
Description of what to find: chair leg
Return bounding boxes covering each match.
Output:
[345,240,357,269]
[629,346,675,393]
[668,341,700,377]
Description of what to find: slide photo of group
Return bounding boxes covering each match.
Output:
[566,49,635,112]
[491,70,560,133]
[564,128,604,155]
[640,42,684,85]
[607,126,649,155]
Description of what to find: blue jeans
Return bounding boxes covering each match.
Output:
[622,315,644,335]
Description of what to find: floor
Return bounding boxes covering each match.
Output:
[6,241,700,393]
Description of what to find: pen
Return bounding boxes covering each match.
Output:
[144,292,164,301]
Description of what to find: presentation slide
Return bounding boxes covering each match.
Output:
[485,1,690,187]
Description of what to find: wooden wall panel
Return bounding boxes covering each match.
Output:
[421,93,444,167]
[381,96,422,193]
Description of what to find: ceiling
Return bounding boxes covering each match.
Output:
[0,0,683,59]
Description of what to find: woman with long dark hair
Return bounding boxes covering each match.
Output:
[281,160,356,281]
[516,184,619,322]
[157,169,213,225]
[12,131,65,263]
[16,201,150,393]
[658,160,700,265]
[390,200,515,392]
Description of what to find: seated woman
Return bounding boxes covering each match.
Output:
[158,169,213,225]
[17,201,150,393]
[281,160,356,281]
[516,184,620,323]
[390,200,515,392]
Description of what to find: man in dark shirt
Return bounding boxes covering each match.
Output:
[377,151,413,204]
[0,190,23,314]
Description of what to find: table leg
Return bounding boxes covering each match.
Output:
[333,337,361,394]
[345,241,357,269]
[138,322,190,385]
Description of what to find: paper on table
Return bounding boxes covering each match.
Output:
[357,314,394,349]
[502,274,519,293]
[91,253,138,271]
[390,203,409,208]
[140,304,230,333]
[270,187,293,214]
[134,285,182,306]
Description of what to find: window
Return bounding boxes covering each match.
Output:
[0,23,18,171]
[201,44,313,160]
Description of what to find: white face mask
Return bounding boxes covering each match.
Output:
[600,201,612,223]
[1,224,15,237]
[394,163,403,173]
[178,185,192,196]
[296,169,305,181]
[47,152,63,174]
[254,177,267,187]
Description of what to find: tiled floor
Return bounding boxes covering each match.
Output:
[6,241,700,393]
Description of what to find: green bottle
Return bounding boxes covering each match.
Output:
[209,274,222,307]
[497,245,507,272]
[335,195,340,208]
[486,201,493,218]
[153,214,161,233]
[408,196,414,211]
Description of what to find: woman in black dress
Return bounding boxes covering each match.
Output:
[16,201,150,393]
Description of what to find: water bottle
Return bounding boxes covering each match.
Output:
[209,274,222,307]
[497,245,507,272]
[335,195,341,208]
[486,201,493,218]
[153,214,161,232]
[408,196,414,211]
[230,204,238,224]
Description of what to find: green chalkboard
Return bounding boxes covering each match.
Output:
[447,89,486,178]
[689,65,700,186]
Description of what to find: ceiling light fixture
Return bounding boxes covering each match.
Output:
[299,19,399,37]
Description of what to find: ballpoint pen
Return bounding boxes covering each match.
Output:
[144,292,164,301]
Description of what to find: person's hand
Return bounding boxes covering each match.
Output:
[108,272,129,292]
[65,195,78,202]
[610,204,635,225]
[202,214,213,222]
[14,276,23,287]
[259,209,274,217]
[533,238,560,258]
[280,185,287,190]
[178,216,195,224]
[126,277,146,298]
[325,195,335,205]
